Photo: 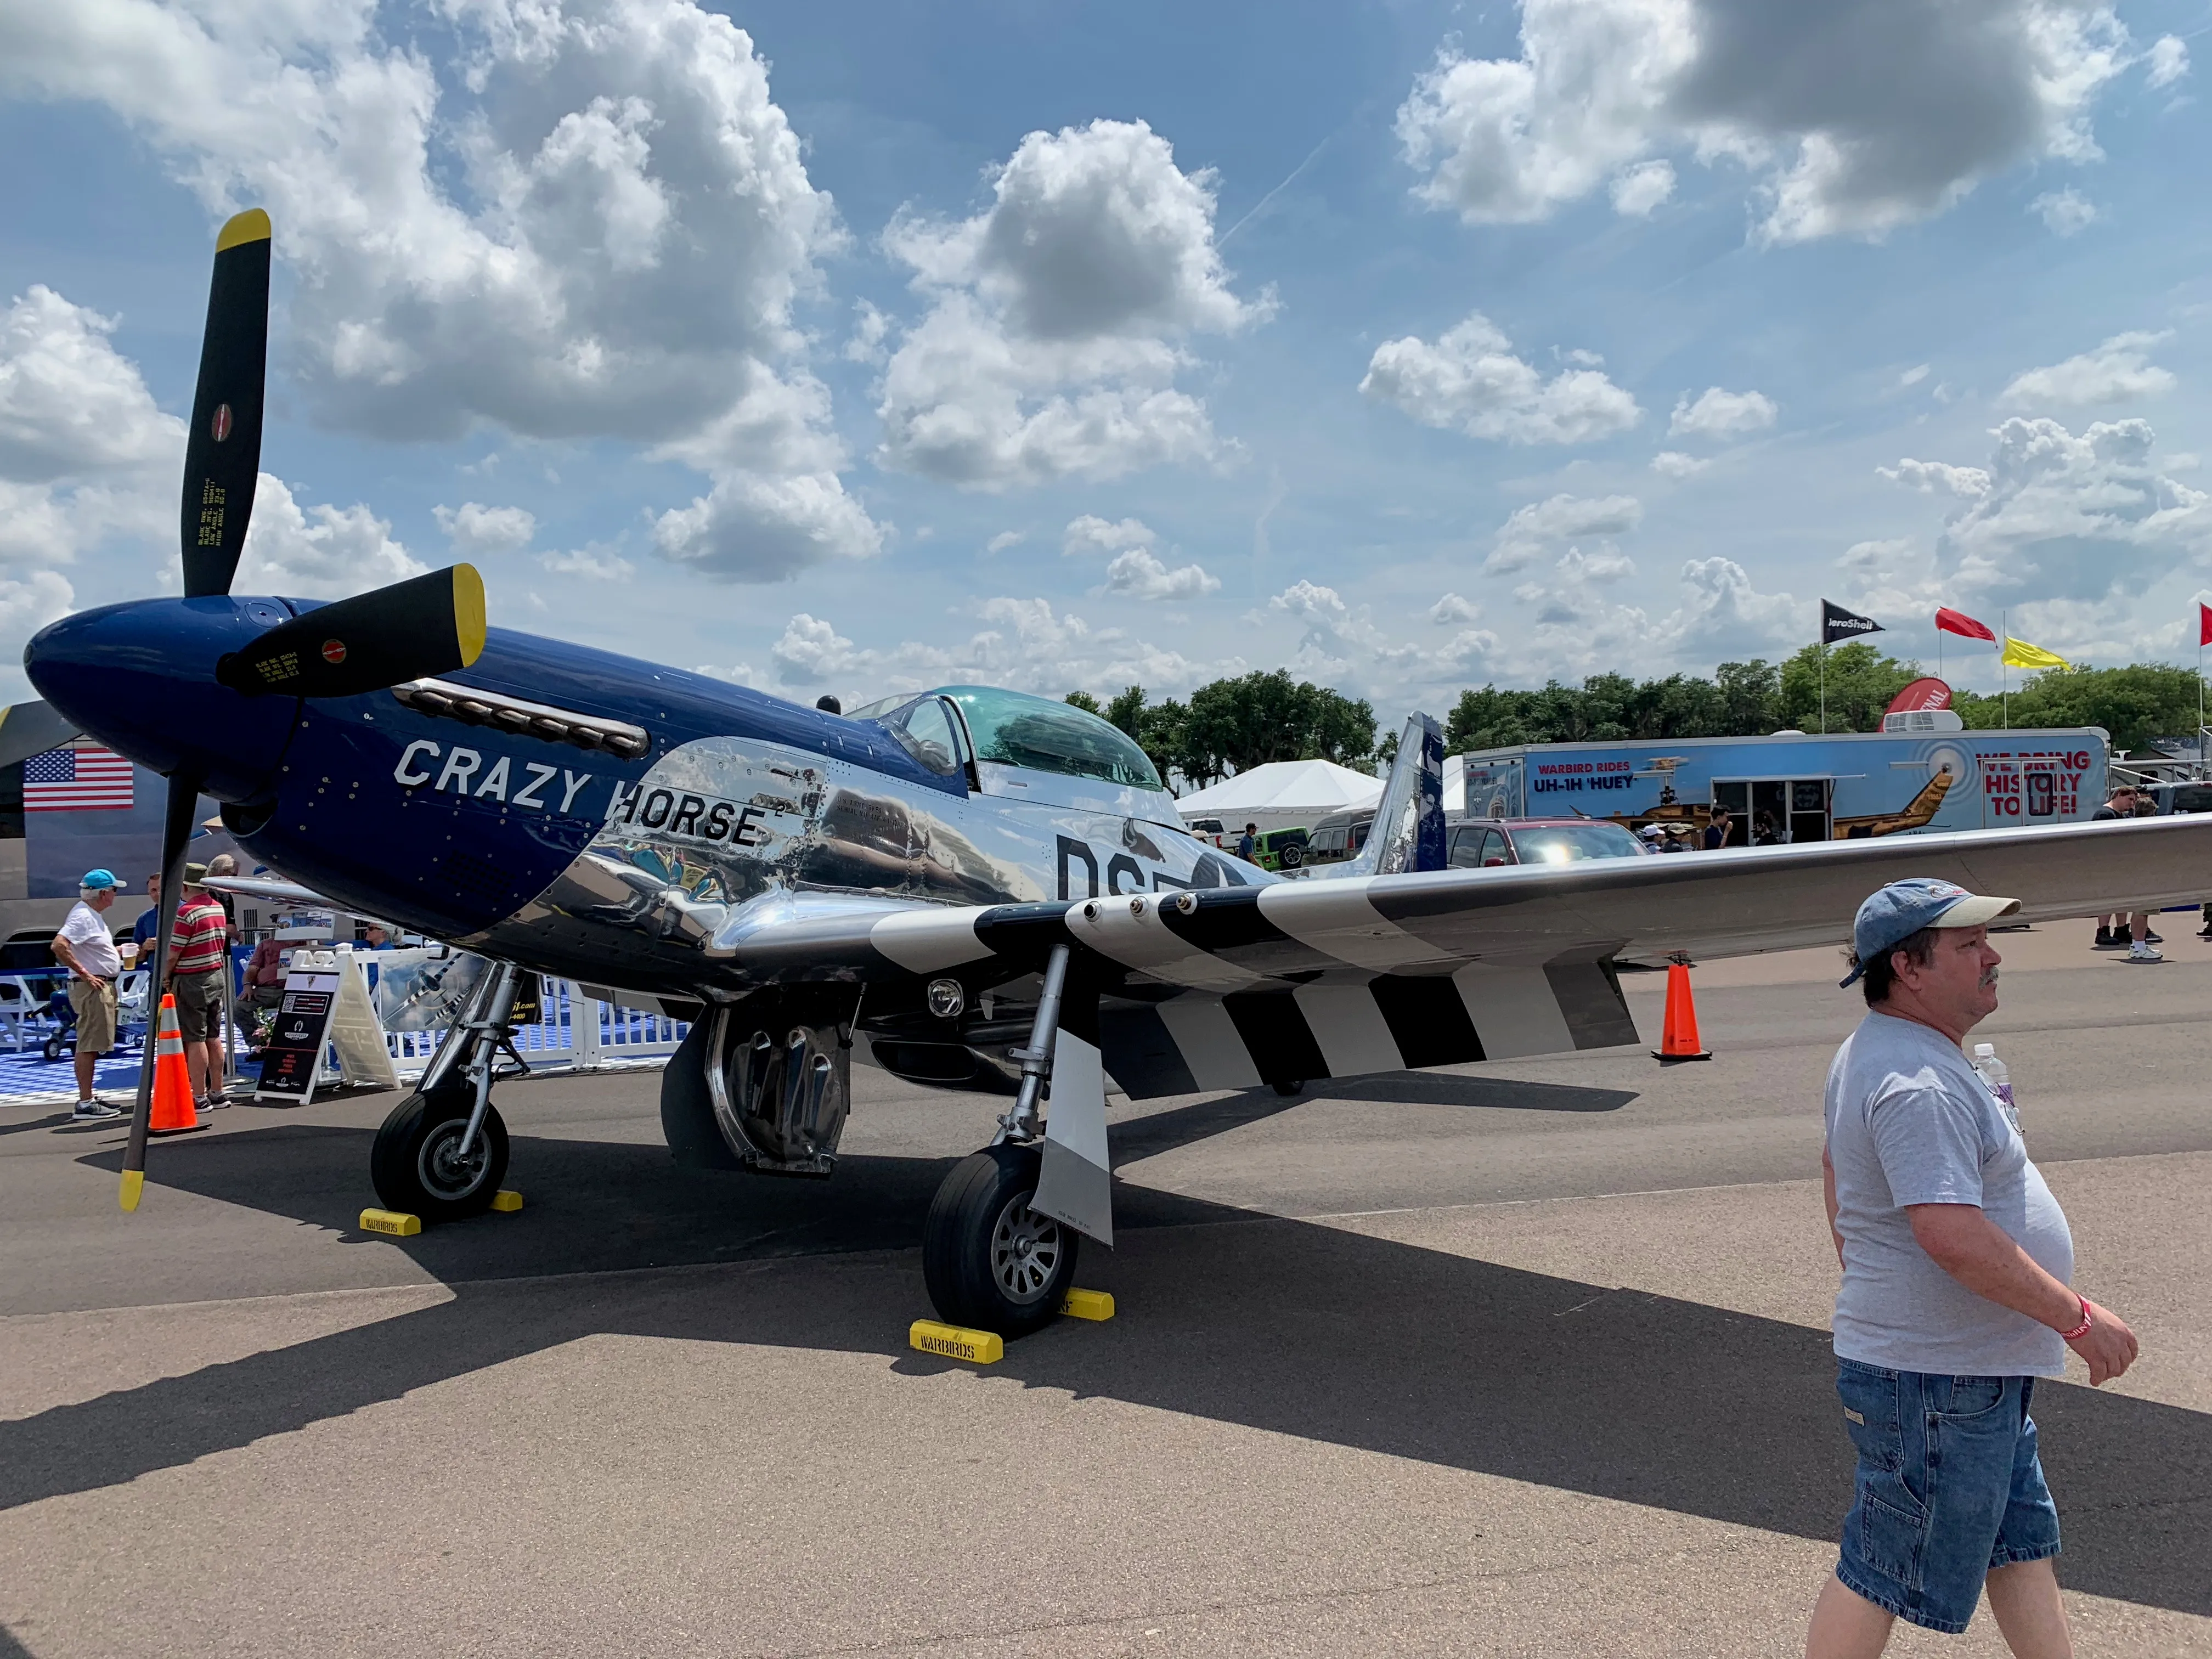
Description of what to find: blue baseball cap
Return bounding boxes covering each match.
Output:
[78,868,120,891]
[1841,877,2021,988]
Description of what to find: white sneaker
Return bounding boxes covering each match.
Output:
[2127,942,2164,963]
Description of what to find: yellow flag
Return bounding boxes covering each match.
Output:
[2001,636,2069,670]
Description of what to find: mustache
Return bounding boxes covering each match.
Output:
[1979,966,2000,989]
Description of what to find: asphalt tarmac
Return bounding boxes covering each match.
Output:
[2,922,2208,1657]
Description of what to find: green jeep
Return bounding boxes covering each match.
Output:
[1251,826,1310,872]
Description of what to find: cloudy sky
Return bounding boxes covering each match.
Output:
[2,0,2208,718]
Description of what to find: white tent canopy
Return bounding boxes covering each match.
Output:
[1176,759,1383,833]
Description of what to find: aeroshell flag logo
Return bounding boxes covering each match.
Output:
[321,639,347,665]
[211,403,232,442]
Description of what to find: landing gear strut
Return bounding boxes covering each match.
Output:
[922,945,1093,1336]
[370,961,524,1222]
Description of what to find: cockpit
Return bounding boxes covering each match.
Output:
[844,684,1172,815]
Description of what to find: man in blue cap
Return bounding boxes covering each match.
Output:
[1807,878,2140,1656]
[51,869,125,1119]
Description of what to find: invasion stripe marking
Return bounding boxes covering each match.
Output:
[1221,992,1329,1087]
[1293,981,1406,1078]
[1454,963,1574,1060]
[1070,895,1265,991]
[1257,879,1452,973]
[1370,974,1484,1069]
[1154,996,1262,1090]
[1096,1003,1200,1099]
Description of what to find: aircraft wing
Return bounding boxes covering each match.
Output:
[717,816,2212,1097]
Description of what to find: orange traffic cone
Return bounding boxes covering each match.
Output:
[147,993,204,1136]
[1652,962,1712,1063]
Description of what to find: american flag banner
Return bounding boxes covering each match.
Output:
[24,745,136,812]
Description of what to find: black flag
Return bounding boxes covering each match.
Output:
[1822,600,1884,645]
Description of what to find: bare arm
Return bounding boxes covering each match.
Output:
[1907,1203,2139,1384]
[1822,1146,1843,1268]
[50,935,87,978]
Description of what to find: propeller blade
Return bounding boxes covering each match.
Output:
[180,210,272,600]
[120,771,202,1212]
[0,700,78,769]
[216,565,487,698]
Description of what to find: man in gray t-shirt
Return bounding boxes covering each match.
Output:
[1807,878,2138,1657]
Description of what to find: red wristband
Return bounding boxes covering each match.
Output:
[2059,1296,2092,1342]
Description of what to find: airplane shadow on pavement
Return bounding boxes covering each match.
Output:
[6,1081,2205,1622]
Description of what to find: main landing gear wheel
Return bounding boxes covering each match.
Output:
[370,1084,509,1223]
[923,1143,1079,1339]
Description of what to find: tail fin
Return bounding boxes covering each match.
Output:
[1336,712,1447,877]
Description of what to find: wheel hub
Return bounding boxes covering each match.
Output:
[989,1191,1063,1305]
[419,1120,489,1200]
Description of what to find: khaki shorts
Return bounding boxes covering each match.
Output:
[69,976,117,1053]
[171,970,224,1042]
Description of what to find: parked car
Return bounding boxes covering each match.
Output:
[1250,826,1308,871]
[1447,816,1650,867]
[1184,816,1231,850]
[1304,808,1375,866]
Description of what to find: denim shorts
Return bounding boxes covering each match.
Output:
[1833,1358,2061,1634]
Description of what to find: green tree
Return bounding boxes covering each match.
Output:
[1178,670,1375,784]
[1063,690,1102,714]
[1777,642,1920,732]
[1713,659,1781,734]
[1953,664,2204,752]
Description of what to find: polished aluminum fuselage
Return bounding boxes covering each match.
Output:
[458,731,1269,996]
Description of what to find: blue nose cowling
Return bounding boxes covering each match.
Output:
[25,596,303,803]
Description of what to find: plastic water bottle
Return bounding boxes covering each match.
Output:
[1973,1043,2018,1131]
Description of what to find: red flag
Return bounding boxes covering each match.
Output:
[2199,601,2212,648]
[1935,607,1995,642]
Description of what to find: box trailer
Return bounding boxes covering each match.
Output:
[1455,729,2110,843]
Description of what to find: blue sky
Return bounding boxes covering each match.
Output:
[2,0,2208,721]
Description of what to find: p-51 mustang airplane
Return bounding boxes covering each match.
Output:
[18,215,2212,1336]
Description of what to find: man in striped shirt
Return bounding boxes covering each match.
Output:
[166,862,232,1110]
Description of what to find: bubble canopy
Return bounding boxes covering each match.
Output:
[934,686,1162,791]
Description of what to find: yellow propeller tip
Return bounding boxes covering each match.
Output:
[119,1169,145,1212]
[452,564,487,667]
[217,208,272,252]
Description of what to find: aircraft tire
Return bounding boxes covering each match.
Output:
[922,1144,1077,1339]
[1272,1080,1305,1096]
[370,1084,508,1223]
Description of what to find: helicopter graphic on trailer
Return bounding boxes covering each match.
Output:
[14,213,2208,1338]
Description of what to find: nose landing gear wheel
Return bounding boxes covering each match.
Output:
[369,1084,509,1223]
[923,1143,1079,1339]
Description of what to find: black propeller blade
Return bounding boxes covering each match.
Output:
[120,769,203,1212]
[180,209,270,600]
[0,700,78,769]
[217,564,487,698]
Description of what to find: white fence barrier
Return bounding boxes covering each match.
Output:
[382,975,689,1084]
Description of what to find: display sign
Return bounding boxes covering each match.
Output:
[255,965,339,1104]
[256,946,400,1105]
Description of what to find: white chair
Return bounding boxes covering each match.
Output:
[0,977,38,1054]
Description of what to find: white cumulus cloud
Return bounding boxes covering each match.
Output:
[1062,514,1155,557]
[1394,0,2134,244]
[1487,492,1643,573]
[235,475,427,598]
[1881,457,1993,499]
[1361,312,1640,445]
[1609,159,1677,216]
[435,502,537,557]
[1102,548,1218,601]
[1669,386,1778,440]
[1999,332,2175,407]
[875,119,1267,490]
[1,0,885,582]
[1650,450,1709,478]
[2146,35,2189,88]
[2030,189,2097,236]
